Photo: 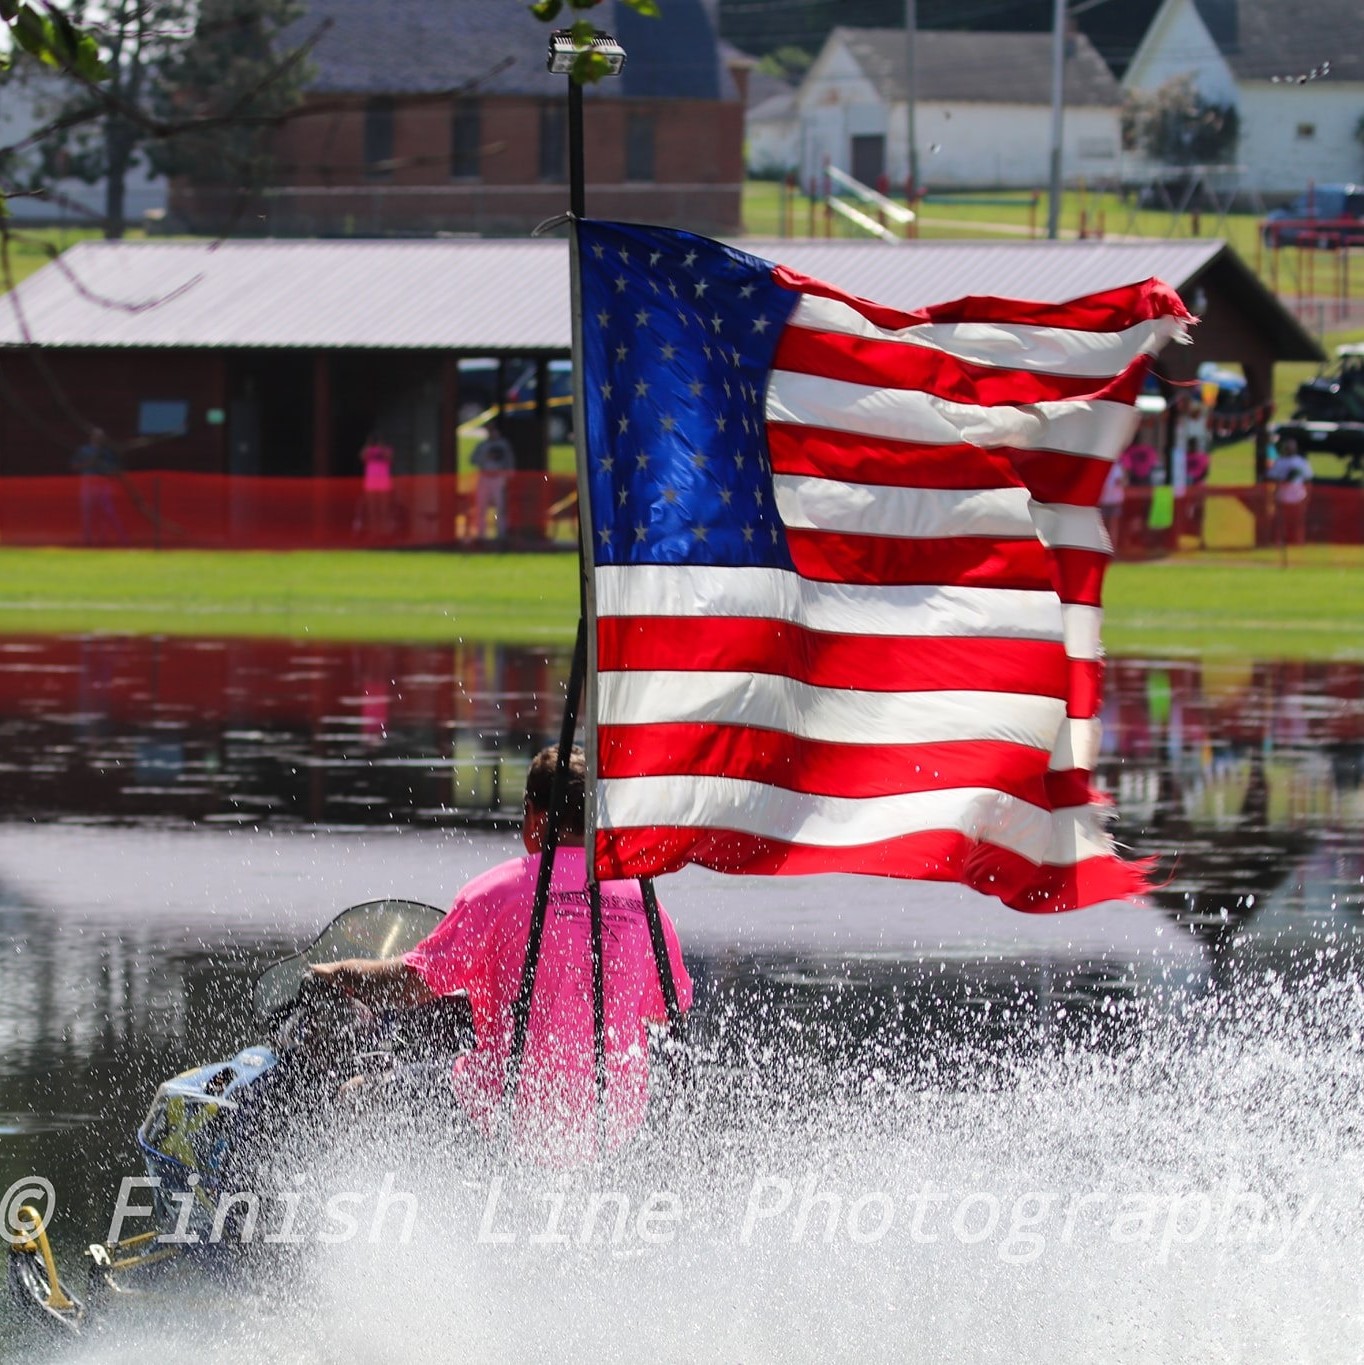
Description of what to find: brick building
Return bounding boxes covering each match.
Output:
[169,0,746,239]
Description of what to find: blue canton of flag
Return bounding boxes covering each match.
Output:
[579,221,799,570]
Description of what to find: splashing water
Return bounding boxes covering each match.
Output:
[4,825,1364,1360]
[26,965,1364,1365]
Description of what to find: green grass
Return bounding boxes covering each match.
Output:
[1106,547,1364,658]
[2,545,1362,659]
[0,224,148,288]
[741,182,1364,298]
[0,548,581,643]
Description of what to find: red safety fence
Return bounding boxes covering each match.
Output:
[0,472,581,550]
[1112,484,1364,558]
[3,473,1363,554]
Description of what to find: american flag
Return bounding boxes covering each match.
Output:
[577,220,1190,912]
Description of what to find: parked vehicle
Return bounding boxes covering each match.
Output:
[1261,184,1364,248]
[1293,344,1364,424]
[1271,343,1364,482]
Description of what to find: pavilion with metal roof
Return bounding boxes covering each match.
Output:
[0,234,1321,483]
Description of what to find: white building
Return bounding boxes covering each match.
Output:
[1123,0,1364,197]
[795,27,1123,193]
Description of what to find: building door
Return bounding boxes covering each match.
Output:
[850,134,885,187]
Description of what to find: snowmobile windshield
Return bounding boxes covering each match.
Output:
[253,899,444,1020]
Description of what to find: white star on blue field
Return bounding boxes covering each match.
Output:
[579,221,801,570]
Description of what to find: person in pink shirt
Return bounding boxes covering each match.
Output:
[354,432,395,540]
[312,745,692,1160]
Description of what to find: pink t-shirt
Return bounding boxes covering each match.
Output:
[403,846,692,1160]
[361,441,394,492]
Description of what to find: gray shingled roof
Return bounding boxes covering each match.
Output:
[831,27,1124,108]
[1197,0,1364,82]
[296,0,730,100]
[0,236,1309,355]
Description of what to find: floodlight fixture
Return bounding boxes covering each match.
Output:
[547,29,626,76]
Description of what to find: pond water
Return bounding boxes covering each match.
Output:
[2,635,1363,1361]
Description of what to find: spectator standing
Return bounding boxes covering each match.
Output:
[70,427,127,545]
[355,432,396,541]
[1182,441,1211,546]
[1267,437,1313,548]
[470,419,514,543]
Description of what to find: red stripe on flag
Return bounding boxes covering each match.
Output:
[767,425,1026,491]
[774,328,1150,407]
[1048,546,1110,607]
[767,429,1124,512]
[596,825,1152,913]
[1045,769,1099,808]
[598,724,1054,804]
[1011,449,1114,505]
[597,617,1069,696]
[772,267,1192,336]
[786,525,1056,590]
[1067,658,1105,718]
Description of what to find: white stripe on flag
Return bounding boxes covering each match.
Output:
[1050,717,1101,773]
[766,370,1140,461]
[598,775,1113,866]
[775,477,1037,540]
[1062,604,1105,661]
[787,296,1188,376]
[599,670,1065,750]
[1031,502,1111,552]
[595,565,1067,640]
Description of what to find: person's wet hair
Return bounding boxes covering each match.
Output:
[525,744,586,838]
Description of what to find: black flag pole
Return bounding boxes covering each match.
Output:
[505,33,630,1146]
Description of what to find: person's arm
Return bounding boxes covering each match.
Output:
[311,957,437,1010]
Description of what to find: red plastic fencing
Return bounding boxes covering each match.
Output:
[3,474,1362,553]
[0,472,581,549]
[1112,484,1364,558]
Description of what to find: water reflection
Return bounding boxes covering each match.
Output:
[0,635,570,826]
[5,636,1364,911]
[1096,657,1364,965]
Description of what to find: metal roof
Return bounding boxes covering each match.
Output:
[296,0,732,100]
[0,234,1265,353]
[831,27,1124,108]
[0,239,572,351]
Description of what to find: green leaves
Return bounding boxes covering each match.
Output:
[4,3,108,81]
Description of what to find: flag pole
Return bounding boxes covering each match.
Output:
[505,33,627,1146]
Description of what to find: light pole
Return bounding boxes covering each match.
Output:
[1046,0,1066,239]
[905,0,918,202]
[547,29,627,219]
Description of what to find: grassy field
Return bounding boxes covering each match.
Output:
[741,181,1364,300]
[2,546,1361,659]
[0,223,146,289]
[0,549,581,643]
